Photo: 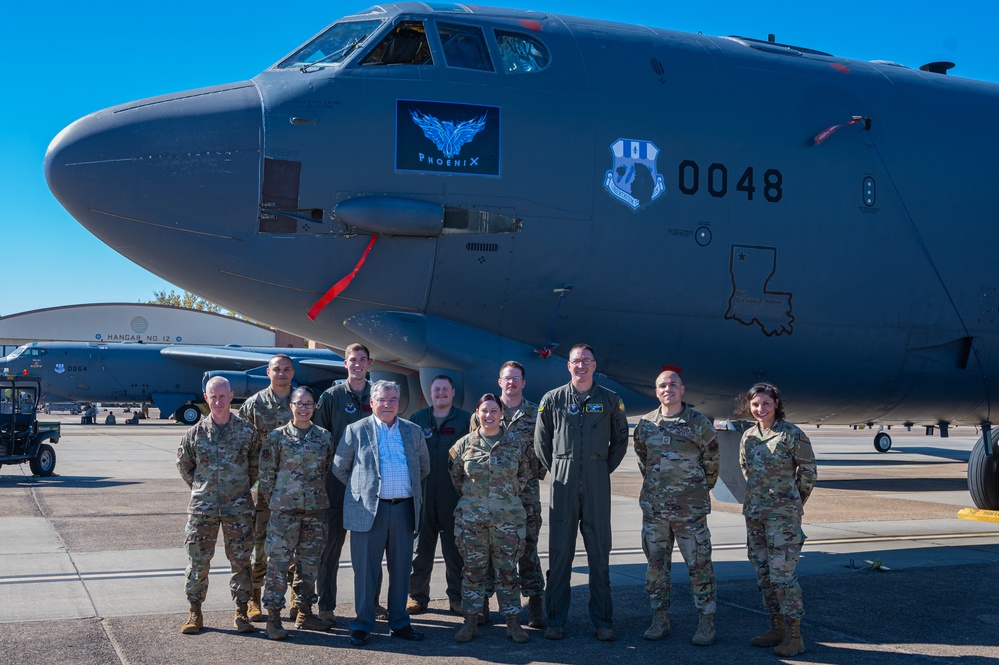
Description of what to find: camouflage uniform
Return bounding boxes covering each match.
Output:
[177,414,259,603]
[449,428,530,616]
[313,381,370,613]
[633,405,719,615]
[237,387,293,590]
[470,400,545,597]
[258,421,334,610]
[740,420,817,620]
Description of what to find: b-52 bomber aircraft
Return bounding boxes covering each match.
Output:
[44,4,999,508]
[1,342,345,424]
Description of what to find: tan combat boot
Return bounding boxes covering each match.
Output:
[750,613,785,647]
[234,601,257,633]
[527,595,545,628]
[295,603,334,631]
[454,614,478,643]
[266,608,289,640]
[288,597,299,623]
[642,609,670,640]
[506,614,530,643]
[774,617,805,657]
[180,601,203,634]
[247,588,264,622]
[691,613,715,646]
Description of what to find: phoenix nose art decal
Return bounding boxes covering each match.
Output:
[396,99,500,176]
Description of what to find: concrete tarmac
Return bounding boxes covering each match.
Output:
[1,414,998,664]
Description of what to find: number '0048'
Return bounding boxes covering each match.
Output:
[677,162,782,203]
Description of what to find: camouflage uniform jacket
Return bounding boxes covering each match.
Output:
[258,421,334,512]
[633,404,719,519]
[450,428,529,526]
[471,399,545,487]
[237,386,293,439]
[177,414,259,516]
[314,381,371,452]
[740,420,817,520]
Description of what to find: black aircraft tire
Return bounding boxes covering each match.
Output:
[873,432,892,453]
[29,444,56,477]
[968,434,999,511]
[177,405,202,425]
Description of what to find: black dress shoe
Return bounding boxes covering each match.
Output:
[349,630,369,646]
[390,625,425,641]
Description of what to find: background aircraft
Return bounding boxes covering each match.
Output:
[42,3,999,508]
[1,342,345,424]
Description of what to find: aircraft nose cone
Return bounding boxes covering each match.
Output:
[45,82,263,259]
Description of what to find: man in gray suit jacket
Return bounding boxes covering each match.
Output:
[333,380,431,646]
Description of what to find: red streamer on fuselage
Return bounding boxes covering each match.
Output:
[307,235,378,321]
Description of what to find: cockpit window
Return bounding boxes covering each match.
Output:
[439,23,493,71]
[5,345,44,360]
[495,30,550,73]
[277,19,382,69]
[361,21,433,65]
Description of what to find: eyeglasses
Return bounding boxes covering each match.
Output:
[374,397,399,405]
[291,401,315,408]
[568,358,594,367]
[499,375,523,383]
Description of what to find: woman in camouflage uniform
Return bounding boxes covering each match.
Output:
[736,382,817,658]
[258,386,335,640]
[449,394,531,644]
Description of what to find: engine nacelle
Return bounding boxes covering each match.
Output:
[202,371,270,399]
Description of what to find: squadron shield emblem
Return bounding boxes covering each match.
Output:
[603,138,665,210]
[345,402,357,414]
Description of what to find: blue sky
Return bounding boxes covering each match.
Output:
[3,1,996,317]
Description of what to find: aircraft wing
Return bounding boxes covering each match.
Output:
[297,359,348,378]
[159,346,299,371]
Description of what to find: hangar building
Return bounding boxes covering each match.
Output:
[0,303,303,355]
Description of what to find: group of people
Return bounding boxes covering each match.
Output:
[176,341,816,658]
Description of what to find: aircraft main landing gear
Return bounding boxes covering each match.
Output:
[174,404,202,426]
[968,427,999,511]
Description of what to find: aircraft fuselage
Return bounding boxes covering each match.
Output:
[45,3,999,426]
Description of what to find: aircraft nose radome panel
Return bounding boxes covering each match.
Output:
[45,83,263,252]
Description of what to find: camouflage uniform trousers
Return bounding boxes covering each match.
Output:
[262,509,328,610]
[486,482,544,598]
[184,512,253,603]
[456,518,526,616]
[250,492,295,591]
[642,514,717,615]
[746,516,805,619]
